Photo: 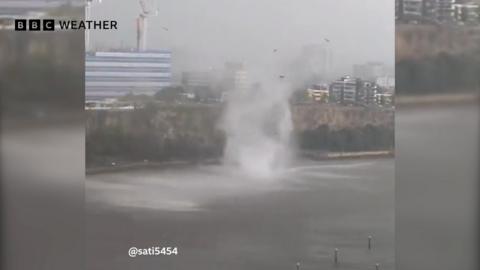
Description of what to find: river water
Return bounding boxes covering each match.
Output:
[86,158,394,270]
[3,104,476,270]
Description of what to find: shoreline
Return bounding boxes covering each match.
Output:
[86,150,394,175]
[300,150,394,161]
[84,91,480,176]
[396,92,478,107]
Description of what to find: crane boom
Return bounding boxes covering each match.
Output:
[139,0,148,15]
[136,0,158,51]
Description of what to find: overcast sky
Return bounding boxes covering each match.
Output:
[90,0,394,79]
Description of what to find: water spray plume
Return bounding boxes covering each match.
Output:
[222,73,294,179]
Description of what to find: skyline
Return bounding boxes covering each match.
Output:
[89,0,394,80]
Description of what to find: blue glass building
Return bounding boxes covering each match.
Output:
[85,50,172,101]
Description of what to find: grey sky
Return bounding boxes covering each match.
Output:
[90,0,394,78]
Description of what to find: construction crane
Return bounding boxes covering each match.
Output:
[137,0,158,51]
[85,0,102,52]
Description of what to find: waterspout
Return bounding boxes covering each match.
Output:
[222,75,294,179]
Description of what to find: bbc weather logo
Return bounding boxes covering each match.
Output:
[15,19,55,31]
[14,19,118,31]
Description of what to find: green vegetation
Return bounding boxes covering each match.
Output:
[154,86,186,102]
[297,124,394,152]
[86,105,394,167]
[86,106,225,167]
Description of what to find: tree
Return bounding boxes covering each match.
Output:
[155,86,185,102]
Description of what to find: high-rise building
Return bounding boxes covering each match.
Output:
[307,84,329,103]
[353,62,387,81]
[397,0,468,24]
[422,0,438,22]
[396,0,403,20]
[436,0,456,23]
[329,76,382,106]
[298,44,333,84]
[375,92,395,107]
[223,62,248,91]
[182,71,213,92]
[181,71,219,101]
[454,2,480,24]
[376,76,396,90]
[329,76,359,104]
[85,50,172,101]
[402,0,424,19]
[357,81,379,105]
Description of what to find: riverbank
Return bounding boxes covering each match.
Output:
[86,150,394,175]
[396,93,478,107]
[86,104,394,167]
[300,150,394,161]
[86,159,219,175]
